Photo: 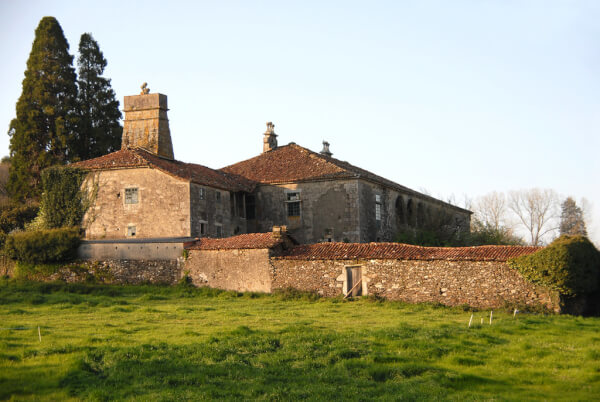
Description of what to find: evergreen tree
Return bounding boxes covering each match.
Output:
[7,17,79,201]
[559,197,587,236]
[75,33,122,160]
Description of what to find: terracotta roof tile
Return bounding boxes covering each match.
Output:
[186,232,284,250]
[279,242,542,262]
[73,148,254,192]
[222,144,470,213]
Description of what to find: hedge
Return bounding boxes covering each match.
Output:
[4,227,81,264]
[508,235,600,297]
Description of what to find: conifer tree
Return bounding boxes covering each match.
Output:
[7,17,79,201]
[76,33,122,160]
[559,197,587,237]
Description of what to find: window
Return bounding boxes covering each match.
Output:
[127,225,136,237]
[216,225,222,237]
[125,188,138,204]
[286,192,301,217]
[200,222,207,236]
[375,194,382,221]
[198,187,205,200]
[216,191,221,203]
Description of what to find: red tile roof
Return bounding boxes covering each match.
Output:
[279,242,542,262]
[73,148,254,192]
[186,232,284,250]
[222,144,470,213]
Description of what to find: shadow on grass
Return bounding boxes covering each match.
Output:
[55,326,512,401]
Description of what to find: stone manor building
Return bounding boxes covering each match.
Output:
[75,88,471,243]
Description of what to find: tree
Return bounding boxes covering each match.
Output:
[473,191,510,232]
[7,17,79,201]
[75,33,122,160]
[559,197,587,237]
[508,189,560,246]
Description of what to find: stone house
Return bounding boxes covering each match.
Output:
[75,88,470,243]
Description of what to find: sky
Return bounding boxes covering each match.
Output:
[0,1,598,244]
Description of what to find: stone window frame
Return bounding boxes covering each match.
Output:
[125,187,139,204]
[127,225,137,237]
[199,221,207,236]
[285,190,302,218]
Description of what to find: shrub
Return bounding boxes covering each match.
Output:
[508,235,600,297]
[0,202,39,234]
[4,227,81,263]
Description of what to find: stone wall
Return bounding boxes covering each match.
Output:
[184,248,272,292]
[190,183,247,239]
[83,168,191,239]
[270,258,560,312]
[357,180,471,242]
[253,180,361,244]
[14,259,183,285]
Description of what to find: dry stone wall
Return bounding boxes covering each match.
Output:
[270,258,560,312]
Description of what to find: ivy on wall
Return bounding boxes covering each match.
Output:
[508,235,600,297]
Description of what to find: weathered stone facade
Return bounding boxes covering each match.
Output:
[250,180,361,243]
[270,259,560,311]
[246,178,469,244]
[185,248,272,292]
[83,168,191,239]
[77,89,471,244]
[121,92,174,159]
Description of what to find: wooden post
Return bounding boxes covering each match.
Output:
[468,314,473,328]
[38,326,41,343]
[489,311,493,325]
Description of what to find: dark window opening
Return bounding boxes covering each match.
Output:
[127,225,136,237]
[246,195,256,220]
[286,192,301,217]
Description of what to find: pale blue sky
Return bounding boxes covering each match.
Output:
[1,1,598,243]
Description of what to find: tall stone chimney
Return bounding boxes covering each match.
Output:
[320,141,332,157]
[263,122,278,153]
[121,83,174,159]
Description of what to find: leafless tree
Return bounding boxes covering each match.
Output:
[508,189,560,246]
[473,191,510,231]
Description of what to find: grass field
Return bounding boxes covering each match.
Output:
[1,280,599,401]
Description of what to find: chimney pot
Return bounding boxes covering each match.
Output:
[320,141,332,157]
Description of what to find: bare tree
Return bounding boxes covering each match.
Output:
[474,191,509,231]
[508,189,560,246]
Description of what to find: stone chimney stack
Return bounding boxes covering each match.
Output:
[320,141,332,157]
[263,122,278,153]
[121,83,174,159]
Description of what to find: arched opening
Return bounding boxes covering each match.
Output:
[417,202,425,228]
[395,196,405,225]
[406,198,414,227]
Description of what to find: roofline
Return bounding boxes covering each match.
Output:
[80,163,251,193]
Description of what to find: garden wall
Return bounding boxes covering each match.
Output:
[270,258,560,312]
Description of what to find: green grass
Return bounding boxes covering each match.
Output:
[1,280,599,401]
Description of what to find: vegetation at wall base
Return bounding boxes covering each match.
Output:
[0,280,599,400]
[4,227,81,264]
[508,235,600,297]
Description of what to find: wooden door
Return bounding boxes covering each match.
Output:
[346,266,362,297]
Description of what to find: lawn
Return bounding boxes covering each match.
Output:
[0,280,599,401]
